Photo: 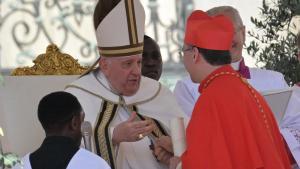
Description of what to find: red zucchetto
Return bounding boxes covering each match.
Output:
[184,10,234,51]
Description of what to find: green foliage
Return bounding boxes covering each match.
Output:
[246,0,300,85]
[0,153,21,168]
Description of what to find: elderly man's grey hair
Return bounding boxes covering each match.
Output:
[207,6,244,28]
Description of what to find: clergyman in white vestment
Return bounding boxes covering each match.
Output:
[66,0,187,169]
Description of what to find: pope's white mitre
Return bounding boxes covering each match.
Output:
[96,0,145,57]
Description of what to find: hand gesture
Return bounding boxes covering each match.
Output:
[112,111,155,145]
[153,136,174,165]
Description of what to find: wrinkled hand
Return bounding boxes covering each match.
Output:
[169,156,181,169]
[112,111,155,145]
[153,136,174,165]
[153,145,173,165]
[156,136,173,153]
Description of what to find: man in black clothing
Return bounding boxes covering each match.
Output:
[142,35,163,81]
[15,91,110,169]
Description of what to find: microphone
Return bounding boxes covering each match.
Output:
[0,127,4,168]
[81,121,93,152]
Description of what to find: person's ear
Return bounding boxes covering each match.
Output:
[81,112,85,122]
[192,47,201,63]
[70,115,81,131]
[99,58,108,71]
[241,25,246,45]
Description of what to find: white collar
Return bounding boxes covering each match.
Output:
[95,70,120,95]
[70,70,161,105]
[230,58,243,71]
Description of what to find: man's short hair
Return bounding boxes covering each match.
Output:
[197,48,231,65]
[143,35,160,55]
[38,91,82,131]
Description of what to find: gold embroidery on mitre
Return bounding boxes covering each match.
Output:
[125,0,138,44]
[11,44,88,75]
[98,43,143,57]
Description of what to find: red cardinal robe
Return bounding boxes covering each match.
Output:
[181,65,291,169]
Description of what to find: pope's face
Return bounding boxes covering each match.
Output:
[102,55,142,96]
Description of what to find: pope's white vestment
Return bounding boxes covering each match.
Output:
[174,59,300,168]
[66,70,187,169]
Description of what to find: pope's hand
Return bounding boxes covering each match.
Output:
[153,144,173,165]
[112,111,155,145]
[153,136,174,165]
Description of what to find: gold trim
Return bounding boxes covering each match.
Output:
[81,42,144,76]
[96,101,116,167]
[11,44,88,75]
[98,43,143,50]
[99,45,143,56]
[135,106,167,138]
[65,85,119,105]
[120,105,167,139]
[130,0,139,44]
[128,83,162,106]
[65,82,162,107]
[202,70,275,142]
[79,58,100,78]
[144,116,166,137]
[66,76,164,168]
[125,0,133,44]
[127,0,137,44]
